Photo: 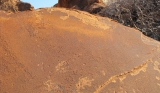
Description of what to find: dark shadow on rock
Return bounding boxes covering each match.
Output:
[16,1,34,11]
[56,0,105,14]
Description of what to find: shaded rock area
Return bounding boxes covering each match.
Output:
[0,0,33,12]
[56,0,105,14]
[0,8,160,93]
[16,1,33,11]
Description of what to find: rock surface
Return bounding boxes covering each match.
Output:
[56,0,160,41]
[0,0,33,12]
[56,0,105,13]
[0,7,160,93]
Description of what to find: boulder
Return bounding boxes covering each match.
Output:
[0,8,160,93]
[16,1,34,11]
[0,0,33,12]
[56,0,105,13]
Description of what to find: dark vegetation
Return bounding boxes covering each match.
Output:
[99,0,160,41]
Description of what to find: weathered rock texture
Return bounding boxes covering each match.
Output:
[0,0,33,12]
[56,0,160,41]
[0,8,160,93]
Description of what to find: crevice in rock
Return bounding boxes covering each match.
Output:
[94,59,152,93]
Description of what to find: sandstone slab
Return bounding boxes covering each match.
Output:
[0,8,160,93]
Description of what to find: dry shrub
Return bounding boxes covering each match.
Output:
[99,0,160,41]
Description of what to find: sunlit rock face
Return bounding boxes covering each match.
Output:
[0,7,160,93]
[0,0,33,12]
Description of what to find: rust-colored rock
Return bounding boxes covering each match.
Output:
[0,0,33,12]
[0,8,160,93]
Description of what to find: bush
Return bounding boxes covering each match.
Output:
[99,0,160,41]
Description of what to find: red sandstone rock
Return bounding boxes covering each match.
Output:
[0,8,160,93]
